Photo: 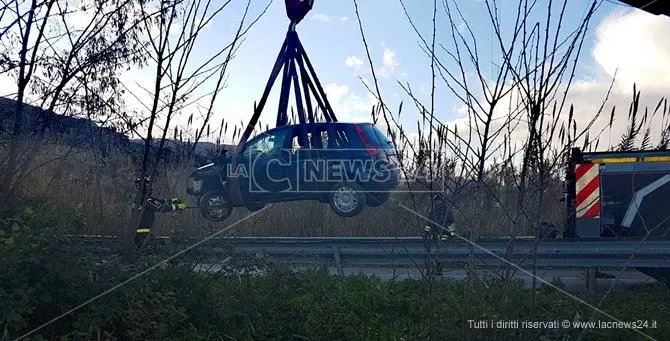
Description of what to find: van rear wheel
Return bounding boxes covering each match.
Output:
[329,182,366,217]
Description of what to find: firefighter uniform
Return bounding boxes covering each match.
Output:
[133,197,187,250]
[423,195,455,241]
[132,176,187,250]
[423,194,456,277]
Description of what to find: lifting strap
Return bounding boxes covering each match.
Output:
[229,23,337,206]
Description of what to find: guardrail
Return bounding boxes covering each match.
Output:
[75,235,670,271]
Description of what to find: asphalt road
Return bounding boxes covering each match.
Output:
[195,263,660,292]
[321,266,659,292]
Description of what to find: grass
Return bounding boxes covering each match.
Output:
[5,261,670,341]
[1,182,668,341]
[14,143,564,239]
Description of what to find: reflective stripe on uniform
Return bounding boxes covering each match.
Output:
[424,226,431,232]
[136,228,150,233]
[147,197,162,209]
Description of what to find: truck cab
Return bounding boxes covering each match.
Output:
[565,148,670,239]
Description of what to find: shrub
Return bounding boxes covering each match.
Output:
[2,201,669,340]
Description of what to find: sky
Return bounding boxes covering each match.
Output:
[164,0,670,148]
[2,0,670,150]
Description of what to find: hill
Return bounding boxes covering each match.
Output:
[0,96,231,164]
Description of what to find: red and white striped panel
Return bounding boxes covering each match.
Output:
[575,163,600,218]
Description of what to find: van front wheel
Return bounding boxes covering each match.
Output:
[199,191,233,222]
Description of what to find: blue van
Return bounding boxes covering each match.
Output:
[187,122,400,221]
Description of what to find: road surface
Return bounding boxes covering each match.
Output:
[320,267,659,292]
[194,262,660,292]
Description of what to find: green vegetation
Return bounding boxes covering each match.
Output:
[2,199,669,341]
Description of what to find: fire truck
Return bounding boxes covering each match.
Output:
[564,148,670,280]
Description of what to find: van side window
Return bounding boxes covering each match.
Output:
[329,126,350,149]
[290,128,313,153]
[318,128,329,149]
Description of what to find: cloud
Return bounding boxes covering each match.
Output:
[593,10,670,92]
[587,9,670,146]
[311,14,349,24]
[379,44,399,78]
[324,82,377,122]
[457,21,466,34]
[383,49,397,68]
[433,9,670,159]
[345,56,364,71]
[324,83,349,104]
[311,13,331,22]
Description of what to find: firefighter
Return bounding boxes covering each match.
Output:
[421,192,456,277]
[423,193,456,241]
[132,175,187,250]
